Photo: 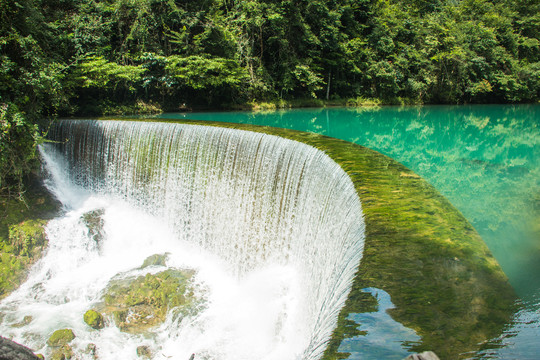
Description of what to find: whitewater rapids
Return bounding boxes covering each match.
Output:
[0,120,365,360]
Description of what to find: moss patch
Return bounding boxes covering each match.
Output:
[84,309,104,330]
[8,219,48,257]
[103,268,198,333]
[47,329,75,347]
[0,177,60,298]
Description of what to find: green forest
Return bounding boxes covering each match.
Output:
[1,0,539,194]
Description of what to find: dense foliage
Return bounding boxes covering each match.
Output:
[0,0,539,193]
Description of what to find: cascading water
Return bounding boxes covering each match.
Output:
[0,120,365,360]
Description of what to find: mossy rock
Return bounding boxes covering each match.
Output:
[0,179,59,299]
[84,309,104,330]
[47,329,75,347]
[103,268,199,333]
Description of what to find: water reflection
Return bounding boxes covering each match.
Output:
[338,288,421,360]
[468,290,540,359]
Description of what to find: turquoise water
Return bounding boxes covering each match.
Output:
[156,105,540,357]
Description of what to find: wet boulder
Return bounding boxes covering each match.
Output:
[103,268,200,333]
[83,309,104,330]
[47,329,75,347]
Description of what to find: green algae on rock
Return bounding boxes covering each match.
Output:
[83,309,104,330]
[47,329,75,347]
[103,268,198,333]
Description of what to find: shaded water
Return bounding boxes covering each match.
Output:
[157,105,540,358]
[0,121,365,359]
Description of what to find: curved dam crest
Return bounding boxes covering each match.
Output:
[157,120,515,360]
[34,120,365,359]
[0,118,516,360]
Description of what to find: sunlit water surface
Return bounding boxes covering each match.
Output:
[158,105,540,358]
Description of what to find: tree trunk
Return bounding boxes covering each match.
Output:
[326,70,332,100]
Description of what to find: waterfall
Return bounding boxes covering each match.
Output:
[2,120,365,360]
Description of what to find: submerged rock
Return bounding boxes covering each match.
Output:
[84,343,98,359]
[50,344,73,360]
[136,345,152,359]
[12,315,33,328]
[103,268,199,333]
[47,329,75,347]
[83,309,104,330]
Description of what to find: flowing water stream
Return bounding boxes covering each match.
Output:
[0,120,365,360]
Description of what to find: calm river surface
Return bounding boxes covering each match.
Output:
[157,105,539,358]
